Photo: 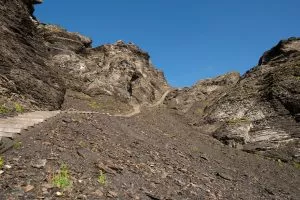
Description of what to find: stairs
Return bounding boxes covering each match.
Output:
[0,111,60,153]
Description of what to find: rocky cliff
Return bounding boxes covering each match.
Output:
[0,0,169,114]
[166,38,300,163]
[0,0,65,111]
[39,23,169,104]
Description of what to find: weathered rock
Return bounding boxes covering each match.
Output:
[39,25,170,105]
[0,0,65,110]
[258,37,300,65]
[31,159,47,169]
[1,0,169,113]
[165,72,240,113]
[166,38,300,162]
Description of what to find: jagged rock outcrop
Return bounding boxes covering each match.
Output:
[165,72,240,113]
[37,24,169,108]
[0,0,65,111]
[0,0,169,114]
[166,38,300,162]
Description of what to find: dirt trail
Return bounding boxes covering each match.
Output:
[114,89,171,117]
[148,89,172,108]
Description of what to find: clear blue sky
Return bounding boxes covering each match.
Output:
[35,0,300,87]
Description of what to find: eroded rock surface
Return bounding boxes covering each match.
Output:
[37,24,169,110]
[0,0,65,111]
[166,38,300,162]
[1,0,169,114]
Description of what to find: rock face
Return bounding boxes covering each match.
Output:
[165,72,240,113]
[166,38,300,162]
[0,0,169,113]
[36,23,169,110]
[39,25,169,105]
[0,0,65,111]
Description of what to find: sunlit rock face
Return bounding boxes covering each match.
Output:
[38,23,169,104]
[165,38,300,162]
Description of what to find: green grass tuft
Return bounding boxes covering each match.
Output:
[14,103,24,113]
[88,101,102,109]
[13,141,22,149]
[52,164,71,189]
[0,156,4,169]
[0,105,9,114]
[227,117,249,124]
[98,170,106,185]
[294,162,300,169]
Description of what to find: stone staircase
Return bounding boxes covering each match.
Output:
[0,111,60,153]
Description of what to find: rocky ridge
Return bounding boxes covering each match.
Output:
[165,38,300,163]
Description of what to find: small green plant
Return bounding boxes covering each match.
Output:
[195,108,203,115]
[13,141,22,149]
[191,146,200,152]
[88,101,102,109]
[0,105,9,114]
[294,162,300,169]
[0,156,4,169]
[52,164,71,189]
[14,103,24,113]
[97,170,106,185]
[78,141,87,148]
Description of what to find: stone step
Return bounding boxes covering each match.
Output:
[0,127,22,133]
[0,131,17,138]
[0,110,61,153]
[0,123,34,129]
[19,111,60,118]
[0,120,37,126]
[18,114,53,119]
[11,118,44,123]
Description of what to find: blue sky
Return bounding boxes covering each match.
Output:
[35,0,300,87]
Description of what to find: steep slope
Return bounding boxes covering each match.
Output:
[1,109,299,199]
[166,38,300,162]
